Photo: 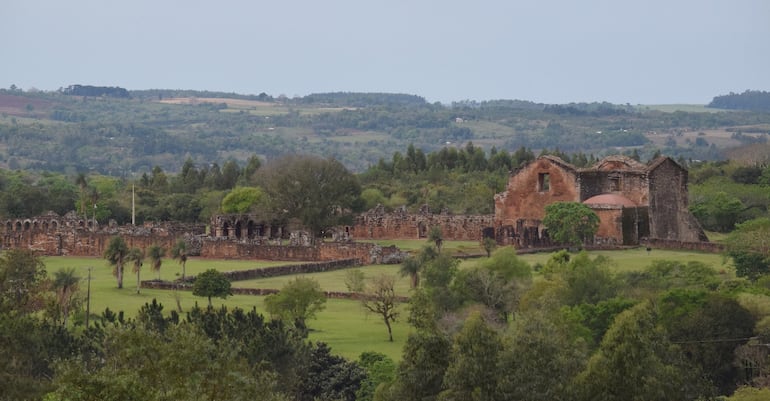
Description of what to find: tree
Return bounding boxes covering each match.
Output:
[103,236,128,289]
[356,352,396,401]
[221,186,264,214]
[265,277,326,331]
[497,309,588,401]
[192,269,231,307]
[126,247,145,294]
[171,239,189,280]
[454,247,532,321]
[428,226,443,253]
[482,237,497,257]
[542,201,599,247]
[0,249,48,314]
[399,256,422,289]
[256,155,361,239]
[438,313,501,401]
[575,301,713,401]
[360,274,400,342]
[725,218,770,280]
[147,244,165,280]
[296,342,365,401]
[344,269,365,292]
[49,324,285,401]
[50,268,80,326]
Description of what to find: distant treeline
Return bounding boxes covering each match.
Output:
[61,85,129,98]
[708,90,770,111]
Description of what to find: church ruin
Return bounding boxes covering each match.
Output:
[494,155,707,247]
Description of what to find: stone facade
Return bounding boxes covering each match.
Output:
[494,155,707,247]
[347,204,495,241]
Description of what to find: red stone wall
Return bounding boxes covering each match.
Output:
[349,207,493,241]
[494,157,580,227]
[592,207,624,245]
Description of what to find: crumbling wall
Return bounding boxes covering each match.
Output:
[647,158,707,242]
[348,204,493,241]
[1,212,205,256]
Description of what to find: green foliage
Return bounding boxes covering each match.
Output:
[256,155,361,237]
[544,251,618,306]
[497,309,588,401]
[542,202,600,246]
[727,387,770,401]
[454,247,532,321]
[48,323,285,401]
[147,244,165,280]
[1,313,78,400]
[221,186,264,213]
[103,236,129,289]
[438,313,501,401]
[421,253,460,314]
[575,301,713,401]
[0,249,48,314]
[171,239,188,280]
[661,292,756,394]
[356,352,395,401]
[192,269,232,306]
[725,218,770,280]
[344,269,366,292]
[265,277,327,330]
[690,190,745,232]
[384,330,452,401]
[296,342,365,401]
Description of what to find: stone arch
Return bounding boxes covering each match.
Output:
[222,221,230,238]
[33,221,40,230]
[6,221,12,232]
[15,221,22,231]
[42,221,49,231]
[51,221,58,230]
[234,221,242,239]
[246,220,256,239]
[417,221,428,238]
[23,221,31,231]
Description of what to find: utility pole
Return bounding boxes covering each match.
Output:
[132,183,135,225]
[85,267,92,328]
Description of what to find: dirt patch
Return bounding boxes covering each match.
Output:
[158,97,274,109]
[0,94,52,117]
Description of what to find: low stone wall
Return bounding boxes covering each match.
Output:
[643,238,724,253]
[179,258,360,283]
[200,239,405,265]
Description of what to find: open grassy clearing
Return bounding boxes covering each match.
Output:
[40,245,733,360]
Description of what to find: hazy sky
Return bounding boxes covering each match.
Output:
[2,0,768,104]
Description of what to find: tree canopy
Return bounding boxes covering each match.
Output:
[543,201,600,247]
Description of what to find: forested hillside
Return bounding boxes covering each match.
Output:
[1,87,768,175]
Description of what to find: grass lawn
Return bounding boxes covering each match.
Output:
[39,246,733,361]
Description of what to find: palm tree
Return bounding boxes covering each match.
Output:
[103,236,129,289]
[428,226,443,253]
[147,245,165,280]
[126,247,145,294]
[399,256,422,289]
[171,239,188,280]
[52,268,80,326]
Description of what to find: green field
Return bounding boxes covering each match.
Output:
[41,246,732,360]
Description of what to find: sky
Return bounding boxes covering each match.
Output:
[1,0,769,105]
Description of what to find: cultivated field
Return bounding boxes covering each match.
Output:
[42,243,732,360]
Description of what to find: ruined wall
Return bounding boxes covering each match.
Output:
[578,170,649,206]
[348,205,493,241]
[200,239,399,265]
[1,212,205,256]
[591,207,624,245]
[494,156,580,226]
[647,158,707,242]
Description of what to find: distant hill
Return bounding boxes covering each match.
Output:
[0,88,769,175]
[708,90,770,112]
